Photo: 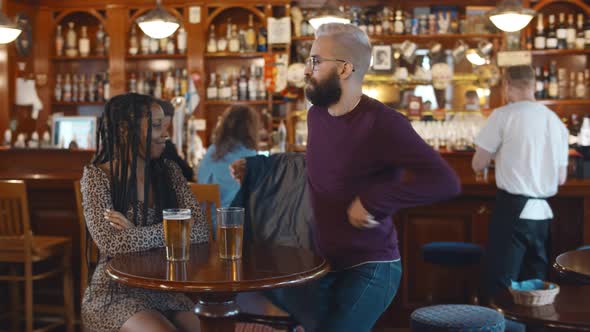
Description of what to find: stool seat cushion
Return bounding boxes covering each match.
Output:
[504,319,526,332]
[411,304,505,332]
[578,245,590,251]
[422,242,483,267]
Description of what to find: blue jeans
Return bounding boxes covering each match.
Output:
[265,260,402,332]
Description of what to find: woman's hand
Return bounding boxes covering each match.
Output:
[104,209,134,230]
[230,159,246,184]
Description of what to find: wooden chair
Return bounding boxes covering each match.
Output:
[189,183,299,332]
[0,180,75,332]
[189,183,221,242]
[74,181,98,304]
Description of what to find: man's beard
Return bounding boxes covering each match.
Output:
[304,69,342,108]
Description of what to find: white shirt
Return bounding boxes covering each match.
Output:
[475,101,569,220]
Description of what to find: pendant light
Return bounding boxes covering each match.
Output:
[308,0,350,30]
[0,0,22,44]
[488,0,535,32]
[137,0,180,39]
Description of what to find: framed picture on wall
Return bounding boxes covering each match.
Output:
[372,45,392,71]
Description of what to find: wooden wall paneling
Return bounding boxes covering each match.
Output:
[32,7,52,133]
[185,2,207,145]
[107,5,127,96]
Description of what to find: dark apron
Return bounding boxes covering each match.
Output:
[482,189,552,299]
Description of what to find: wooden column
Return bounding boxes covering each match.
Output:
[0,0,8,136]
[33,6,52,132]
[185,2,207,144]
[106,4,127,96]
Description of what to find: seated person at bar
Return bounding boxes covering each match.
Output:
[80,93,209,332]
[156,98,194,182]
[472,65,569,302]
[197,105,258,229]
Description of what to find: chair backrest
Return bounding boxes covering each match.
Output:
[189,183,220,242]
[0,180,34,261]
[0,180,31,238]
[74,180,98,300]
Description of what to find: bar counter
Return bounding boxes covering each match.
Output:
[1,148,588,327]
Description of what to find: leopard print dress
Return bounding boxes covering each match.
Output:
[80,160,209,332]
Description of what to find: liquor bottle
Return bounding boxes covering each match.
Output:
[231,72,238,101]
[129,72,137,93]
[229,24,240,53]
[567,14,576,49]
[129,25,139,55]
[54,74,63,101]
[164,71,175,99]
[166,37,175,54]
[90,74,98,102]
[585,16,590,49]
[238,29,246,52]
[576,71,586,98]
[546,14,558,49]
[375,13,383,35]
[576,14,586,49]
[534,14,546,49]
[218,20,231,52]
[136,72,145,94]
[245,14,257,52]
[95,24,106,56]
[177,27,187,54]
[154,73,162,98]
[63,74,72,102]
[55,25,64,56]
[535,67,544,99]
[248,65,257,100]
[358,12,367,33]
[65,22,78,57]
[71,74,78,102]
[218,73,227,100]
[149,37,159,54]
[543,66,550,99]
[96,74,103,102]
[569,71,576,99]
[103,73,110,100]
[207,73,218,100]
[159,37,168,54]
[141,30,150,54]
[556,13,567,49]
[257,27,267,52]
[238,67,248,100]
[367,14,375,35]
[558,67,568,99]
[548,61,558,99]
[381,8,390,34]
[256,66,266,100]
[394,10,404,34]
[78,74,86,102]
[79,26,90,57]
[104,35,110,54]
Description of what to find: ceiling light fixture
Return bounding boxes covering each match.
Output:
[137,0,180,39]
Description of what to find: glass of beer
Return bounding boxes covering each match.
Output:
[163,208,192,261]
[217,207,244,260]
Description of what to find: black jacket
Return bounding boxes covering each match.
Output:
[230,153,315,250]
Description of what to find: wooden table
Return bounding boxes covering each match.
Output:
[554,249,590,284]
[106,243,329,332]
[492,285,590,330]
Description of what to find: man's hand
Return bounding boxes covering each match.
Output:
[230,159,246,184]
[104,209,134,230]
[347,197,379,229]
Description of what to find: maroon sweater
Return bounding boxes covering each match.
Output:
[306,95,461,269]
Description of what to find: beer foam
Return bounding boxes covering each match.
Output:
[164,214,191,220]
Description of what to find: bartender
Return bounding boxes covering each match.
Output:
[472,65,569,302]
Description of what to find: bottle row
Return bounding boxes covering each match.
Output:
[206,65,267,101]
[128,24,188,56]
[531,13,590,50]
[206,15,267,54]
[295,6,487,37]
[128,69,189,100]
[534,62,590,100]
[54,72,110,103]
[55,22,109,57]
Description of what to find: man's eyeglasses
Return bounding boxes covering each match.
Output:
[305,56,355,72]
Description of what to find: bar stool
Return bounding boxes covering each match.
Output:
[411,304,504,331]
[422,241,484,304]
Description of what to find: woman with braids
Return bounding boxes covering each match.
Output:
[80,93,208,332]
[197,105,259,231]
